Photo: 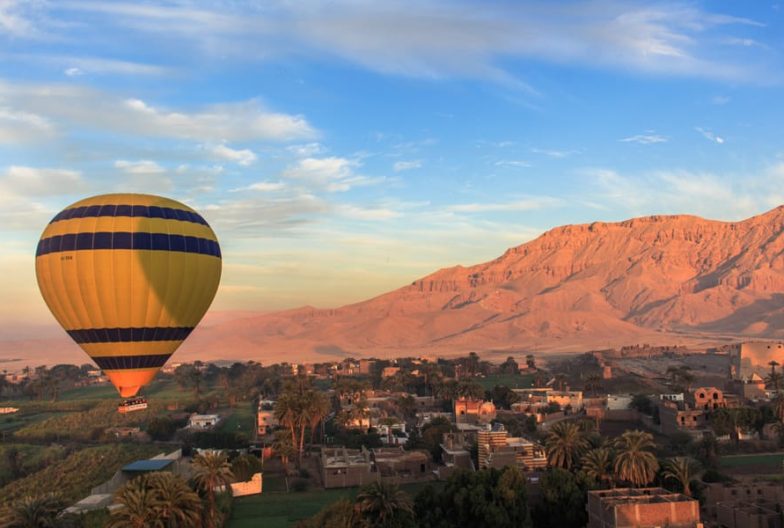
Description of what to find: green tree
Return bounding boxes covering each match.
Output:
[581,447,614,489]
[355,481,414,527]
[108,479,162,528]
[710,407,758,448]
[0,494,65,528]
[146,416,177,441]
[544,421,589,470]
[108,473,201,528]
[613,430,659,487]
[532,468,589,528]
[662,457,700,497]
[414,467,532,528]
[191,451,234,528]
[499,357,519,374]
[272,429,296,473]
[231,454,263,483]
[296,498,360,528]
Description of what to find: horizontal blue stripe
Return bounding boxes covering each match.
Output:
[92,354,172,370]
[67,327,193,344]
[36,232,221,258]
[50,204,209,226]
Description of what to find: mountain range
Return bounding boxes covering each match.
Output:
[5,207,784,367]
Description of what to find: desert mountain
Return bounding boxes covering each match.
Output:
[183,206,784,362]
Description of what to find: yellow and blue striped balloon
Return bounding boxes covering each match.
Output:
[35,193,222,397]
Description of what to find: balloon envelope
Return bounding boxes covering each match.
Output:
[35,193,221,397]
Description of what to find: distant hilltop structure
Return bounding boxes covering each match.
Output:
[726,341,784,381]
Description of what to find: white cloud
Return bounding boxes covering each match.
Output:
[244,181,287,192]
[283,157,378,192]
[287,143,325,157]
[695,127,725,144]
[494,160,531,168]
[0,165,85,196]
[336,204,400,220]
[64,67,83,77]
[0,107,54,143]
[114,159,165,174]
[0,81,316,144]
[58,1,767,84]
[447,196,561,213]
[619,133,668,144]
[393,160,422,172]
[211,144,257,166]
[0,0,37,37]
[531,147,579,158]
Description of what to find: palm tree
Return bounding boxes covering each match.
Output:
[581,448,615,489]
[108,478,163,528]
[306,390,331,447]
[355,481,413,527]
[1,494,64,528]
[145,473,202,527]
[192,451,234,528]
[544,421,589,470]
[662,457,700,497]
[272,429,296,473]
[584,374,603,397]
[614,430,659,487]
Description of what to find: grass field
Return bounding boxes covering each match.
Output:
[229,481,438,527]
[476,373,534,390]
[219,404,257,438]
[719,453,784,469]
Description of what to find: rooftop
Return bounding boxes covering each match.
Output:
[122,459,175,473]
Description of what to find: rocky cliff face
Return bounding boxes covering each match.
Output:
[182,206,784,361]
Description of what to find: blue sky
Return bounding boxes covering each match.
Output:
[1,0,783,333]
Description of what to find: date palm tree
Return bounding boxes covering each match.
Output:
[108,478,163,528]
[662,457,700,497]
[149,472,202,527]
[192,451,234,528]
[614,430,659,487]
[544,421,589,470]
[1,494,64,528]
[581,447,615,489]
[355,481,413,527]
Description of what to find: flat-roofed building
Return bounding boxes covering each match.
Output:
[587,488,702,528]
[454,398,496,424]
[320,447,378,489]
[477,423,547,472]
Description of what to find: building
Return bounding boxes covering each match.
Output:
[587,488,703,528]
[703,481,784,527]
[359,359,377,375]
[381,366,400,378]
[477,423,547,472]
[728,341,784,381]
[371,447,432,483]
[257,400,277,437]
[320,447,378,489]
[439,432,475,477]
[454,398,497,424]
[606,394,633,411]
[658,400,708,435]
[548,390,584,411]
[188,414,220,429]
[687,387,727,410]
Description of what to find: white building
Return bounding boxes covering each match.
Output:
[188,414,220,430]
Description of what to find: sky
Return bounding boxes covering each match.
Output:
[1,0,784,338]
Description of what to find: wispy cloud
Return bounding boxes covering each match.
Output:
[393,160,422,172]
[0,107,54,143]
[531,147,579,159]
[114,159,165,174]
[52,1,771,85]
[283,157,379,192]
[620,133,668,144]
[0,80,316,144]
[210,144,257,166]
[695,127,725,144]
[447,196,561,213]
[494,160,531,168]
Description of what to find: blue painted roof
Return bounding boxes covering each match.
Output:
[122,459,174,472]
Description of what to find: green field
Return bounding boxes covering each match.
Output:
[719,453,784,469]
[230,482,437,527]
[219,404,256,438]
[476,373,534,390]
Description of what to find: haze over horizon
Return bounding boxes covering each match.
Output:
[2,1,784,342]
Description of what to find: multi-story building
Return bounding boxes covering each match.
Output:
[687,387,727,410]
[703,481,784,527]
[587,488,703,528]
[477,423,547,472]
[728,341,784,381]
[257,400,277,437]
[320,447,378,489]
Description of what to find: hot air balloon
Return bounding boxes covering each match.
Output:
[35,193,221,412]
